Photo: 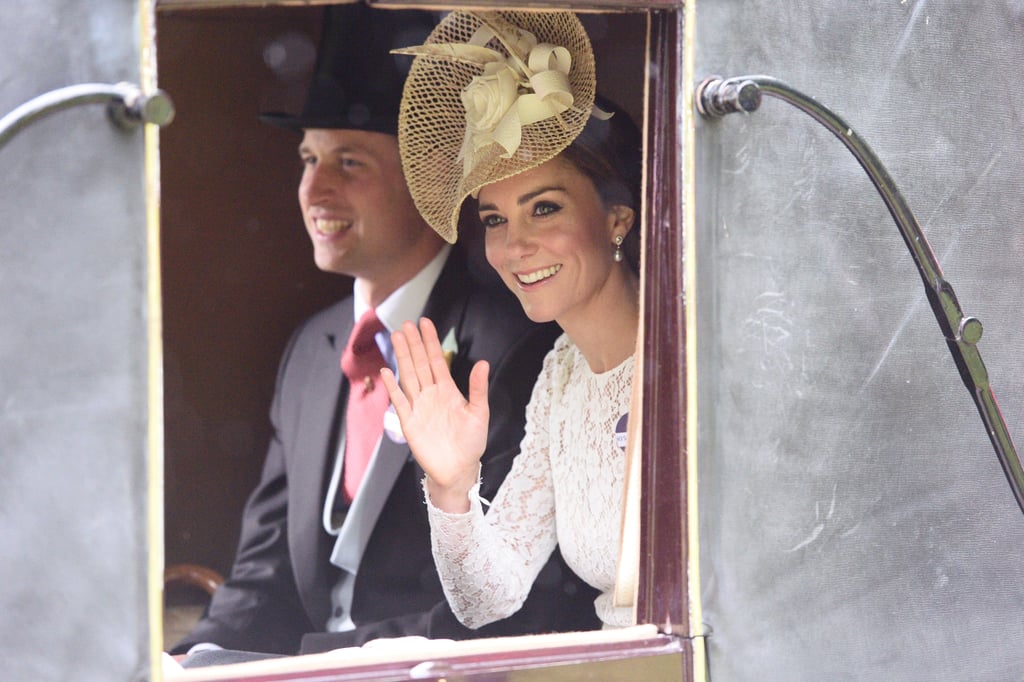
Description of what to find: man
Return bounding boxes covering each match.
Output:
[171,5,598,661]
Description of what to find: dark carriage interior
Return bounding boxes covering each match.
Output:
[157,3,650,647]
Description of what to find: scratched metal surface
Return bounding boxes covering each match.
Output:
[0,3,151,681]
[694,2,1024,680]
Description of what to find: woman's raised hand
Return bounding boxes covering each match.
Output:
[380,317,490,513]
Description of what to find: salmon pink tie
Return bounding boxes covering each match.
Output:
[340,309,389,501]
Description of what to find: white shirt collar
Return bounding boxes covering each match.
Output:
[352,244,451,335]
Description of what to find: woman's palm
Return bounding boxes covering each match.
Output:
[381,318,490,490]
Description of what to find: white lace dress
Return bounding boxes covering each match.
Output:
[425,333,634,629]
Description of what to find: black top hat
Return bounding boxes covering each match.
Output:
[260,4,437,135]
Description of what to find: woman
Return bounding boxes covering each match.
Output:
[381,10,642,629]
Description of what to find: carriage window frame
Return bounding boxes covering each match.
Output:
[154,0,695,677]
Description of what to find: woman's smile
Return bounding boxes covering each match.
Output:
[516,264,563,286]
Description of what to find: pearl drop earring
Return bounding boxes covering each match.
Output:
[613,234,624,263]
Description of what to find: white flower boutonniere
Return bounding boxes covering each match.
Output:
[440,327,459,368]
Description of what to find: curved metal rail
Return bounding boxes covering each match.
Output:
[696,74,1024,515]
[0,82,174,150]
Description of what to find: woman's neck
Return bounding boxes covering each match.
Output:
[560,268,640,374]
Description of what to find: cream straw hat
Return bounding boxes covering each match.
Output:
[394,10,604,243]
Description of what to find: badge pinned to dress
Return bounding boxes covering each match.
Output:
[614,413,629,451]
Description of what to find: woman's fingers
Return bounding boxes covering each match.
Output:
[419,318,455,386]
[379,367,410,422]
[403,319,437,392]
[390,317,457,401]
[390,325,420,400]
[466,360,490,420]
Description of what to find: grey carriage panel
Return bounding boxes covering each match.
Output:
[694,2,1024,681]
[0,3,151,682]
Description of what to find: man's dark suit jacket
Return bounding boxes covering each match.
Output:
[172,247,599,656]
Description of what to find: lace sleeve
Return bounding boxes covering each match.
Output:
[424,342,563,629]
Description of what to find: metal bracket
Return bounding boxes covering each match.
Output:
[696,74,1024,515]
[0,82,174,150]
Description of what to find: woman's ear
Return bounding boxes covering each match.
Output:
[607,204,636,239]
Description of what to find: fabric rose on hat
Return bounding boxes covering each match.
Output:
[456,37,576,177]
[460,62,522,173]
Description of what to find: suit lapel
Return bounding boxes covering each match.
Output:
[290,300,352,626]
[422,249,475,390]
[422,248,469,343]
